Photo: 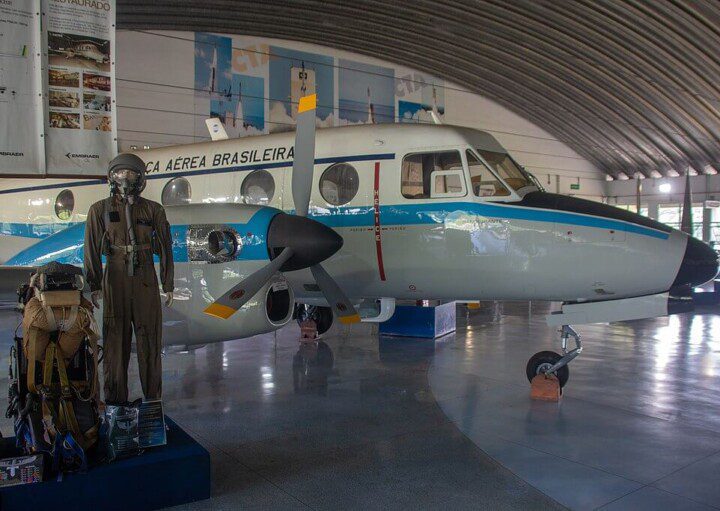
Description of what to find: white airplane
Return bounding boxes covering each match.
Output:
[0,94,717,388]
[59,42,109,65]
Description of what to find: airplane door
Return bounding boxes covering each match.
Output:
[380,150,469,297]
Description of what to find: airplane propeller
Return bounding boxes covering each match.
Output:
[203,94,361,325]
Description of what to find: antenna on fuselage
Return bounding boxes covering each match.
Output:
[205,118,229,141]
[429,86,443,125]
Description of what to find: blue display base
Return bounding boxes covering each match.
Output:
[693,279,720,305]
[379,302,457,338]
[0,417,210,511]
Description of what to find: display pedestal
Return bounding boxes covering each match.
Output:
[0,417,210,511]
[379,302,456,338]
[693,279,720,305]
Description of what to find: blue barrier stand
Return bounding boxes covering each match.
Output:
[0,417,210,511]
[379,302,456,338]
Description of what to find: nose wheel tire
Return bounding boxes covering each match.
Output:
[526,351,569,388]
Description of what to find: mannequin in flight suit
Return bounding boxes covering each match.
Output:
[84,153,174,404]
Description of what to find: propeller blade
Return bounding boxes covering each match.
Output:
[310,263,360,324]
[204,247,294,319]
[292,94,317,217]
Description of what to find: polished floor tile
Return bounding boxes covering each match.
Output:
[598,486,717,511]
[653,451,720,508]
[473,433,641,511]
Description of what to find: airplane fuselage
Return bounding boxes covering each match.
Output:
[0,124,715,345]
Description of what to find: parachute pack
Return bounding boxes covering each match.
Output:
[7,262,101,473]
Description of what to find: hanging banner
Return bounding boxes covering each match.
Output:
[42,0,116,176]
[0,0,44,175]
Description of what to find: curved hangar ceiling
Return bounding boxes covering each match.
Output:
[118,0,720,179]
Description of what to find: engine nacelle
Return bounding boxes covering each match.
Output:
[156,203,293,346]
[163,273,294,347]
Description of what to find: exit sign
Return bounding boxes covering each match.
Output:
[570,183,580,190]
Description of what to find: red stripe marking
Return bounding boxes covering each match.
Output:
[373,161,387,281]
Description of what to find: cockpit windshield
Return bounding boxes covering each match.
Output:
[476,150,535,192]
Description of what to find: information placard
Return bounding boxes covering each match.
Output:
[0,0,44,175]
[42,0,116,175]
[138,399,167,448]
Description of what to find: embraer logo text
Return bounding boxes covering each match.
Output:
[66,152,100,159]
[0,151,23,157]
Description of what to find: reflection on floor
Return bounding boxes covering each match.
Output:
[0,306,560,511]
[1,302,718,510]
[433,302,720,510]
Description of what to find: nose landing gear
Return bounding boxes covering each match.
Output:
[526,325,582,389]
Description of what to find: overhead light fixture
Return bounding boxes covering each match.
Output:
[143,145,151,150]
[605,175,614,181]
[617,172,629,180]
[650,170,662,178]
[659,183,672,193]
[667,170,680,177]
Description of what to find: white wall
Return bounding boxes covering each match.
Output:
[115,30,606,199]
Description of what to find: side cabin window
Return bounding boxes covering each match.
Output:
[401,151,465,199]
[241,169,275,205]
[467,150,510,198]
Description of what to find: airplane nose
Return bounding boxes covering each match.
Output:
[672,236,719,288]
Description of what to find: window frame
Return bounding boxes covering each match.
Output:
[400,149,467,200]
[54,189,75,221]
[241,169,276,205]
[430,169,467,198]
[319,162,360,206]
[464,148,520,202]
[161,176,192,206]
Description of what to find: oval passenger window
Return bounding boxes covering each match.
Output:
[55,189,75,220]
[319,163,359,206]
[161,177,192,205]
[241,169,275,205]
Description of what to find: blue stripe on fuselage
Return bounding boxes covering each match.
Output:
[1,221,82,239]
[5,207,281,267]
[310,202,670,240]
[4,201,669,267]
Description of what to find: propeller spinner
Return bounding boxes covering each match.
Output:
[203,94,361,325]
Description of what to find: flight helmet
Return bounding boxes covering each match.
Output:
[108,153,147,197]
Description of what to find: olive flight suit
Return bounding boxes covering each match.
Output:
[84,195,174,403]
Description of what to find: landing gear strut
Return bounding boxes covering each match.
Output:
[295,304,334,336]
[526,325,582,389]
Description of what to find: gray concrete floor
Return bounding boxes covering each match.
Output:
[1,301,719,510]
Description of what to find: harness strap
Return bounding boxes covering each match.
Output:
[58,306,78,332]
[41,339,86,449]
[79,308,101,400]
[110,243,152,253]
[41,342,58,440]
[53,335,84,448]
[27,327,39,393]
[42,306,57,331]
